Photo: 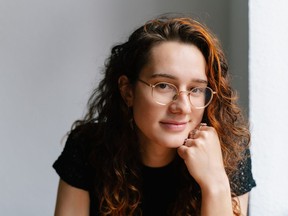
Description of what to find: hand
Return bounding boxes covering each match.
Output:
[177,123,228,190]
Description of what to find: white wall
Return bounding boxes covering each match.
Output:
[0,0,231,215]
[249,0,288,215]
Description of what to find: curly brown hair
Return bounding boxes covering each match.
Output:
[73,15,250,215]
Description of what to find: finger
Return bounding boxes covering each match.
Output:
[183,138,194,147]
[189,129,198,139]
[177,145,190,159]
[198,122,207,130]
[189,122,208,139]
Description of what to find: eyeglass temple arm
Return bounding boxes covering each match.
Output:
[138,79,154,87]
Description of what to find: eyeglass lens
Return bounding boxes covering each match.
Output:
[152,83,213,108]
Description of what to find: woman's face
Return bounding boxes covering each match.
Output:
[131,41,207,149]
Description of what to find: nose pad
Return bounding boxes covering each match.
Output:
[172,94,178,101]
[173,91,189,100]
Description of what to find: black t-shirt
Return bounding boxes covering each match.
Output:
[53,124,256,215]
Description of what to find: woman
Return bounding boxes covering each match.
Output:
[53,16,256,215]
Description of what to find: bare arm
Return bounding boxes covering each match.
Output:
[54,179,90,216]
[201,187,249,216]
[237,193,250,216]
[200,175,233,215]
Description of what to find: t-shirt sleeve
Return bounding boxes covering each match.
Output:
[53,128,92,191]
[230,148,256,196]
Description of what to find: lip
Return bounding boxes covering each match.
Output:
[160,120,189,132]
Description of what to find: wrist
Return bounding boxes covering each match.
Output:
[200,173,231,196]
[200,175,233,216]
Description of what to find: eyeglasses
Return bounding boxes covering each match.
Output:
[138,79,216,109]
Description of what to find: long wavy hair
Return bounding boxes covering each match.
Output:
[73,16,250,216]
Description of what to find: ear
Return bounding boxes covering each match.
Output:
[118,75,134,107]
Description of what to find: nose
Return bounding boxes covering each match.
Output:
[170,91,192,114]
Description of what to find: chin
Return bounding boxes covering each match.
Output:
[160,138,186,149]
[169,143,184,149]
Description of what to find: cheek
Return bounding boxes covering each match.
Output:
[132,87,154,116]
[197,110,206,124]
[133,98,160,123]
[132,92,163,129]
[189,109,206,128]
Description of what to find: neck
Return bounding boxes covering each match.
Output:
[140,142,177,168]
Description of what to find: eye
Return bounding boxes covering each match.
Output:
[190,87,206,96]
[154,82,176,93]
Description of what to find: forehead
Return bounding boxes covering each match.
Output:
[140,41,207,82]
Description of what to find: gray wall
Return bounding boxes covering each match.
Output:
[229,0,249,115]
[0,0,247,215]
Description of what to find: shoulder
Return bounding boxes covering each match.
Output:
[68,122,100,143]
[53,122,101,190]
[230,148,256,196]
[65,122,101,153]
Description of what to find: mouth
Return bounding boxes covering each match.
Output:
[160,120,190,131]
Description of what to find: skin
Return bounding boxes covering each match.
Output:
[123,41,207,167]
[54,180,90,216]
[54,41,250,216]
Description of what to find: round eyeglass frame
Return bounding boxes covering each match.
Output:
[138,79,217,109]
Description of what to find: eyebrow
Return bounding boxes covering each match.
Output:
[150,73,208,84]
